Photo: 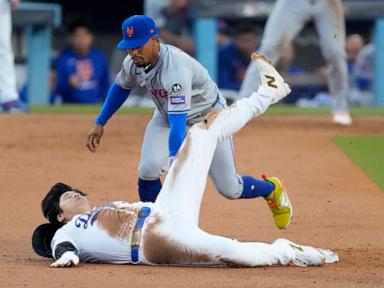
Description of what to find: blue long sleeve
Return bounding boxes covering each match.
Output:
[168,113,187,157]
[95,83,130,126]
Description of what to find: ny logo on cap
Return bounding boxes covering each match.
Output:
[127,26,134,37]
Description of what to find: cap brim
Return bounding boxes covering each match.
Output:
[117,37,150,49]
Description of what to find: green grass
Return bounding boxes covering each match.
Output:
[29,104,384,116]
[333,135,384,190]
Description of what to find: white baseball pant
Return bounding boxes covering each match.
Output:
[140,91,296,267]
[0,0,19,104]
[240,0,348,114]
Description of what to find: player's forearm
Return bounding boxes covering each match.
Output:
[54,241,78,260]
[95,83,131,126]
[168,113,187,157]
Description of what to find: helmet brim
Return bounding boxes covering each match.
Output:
[117,37,151,49]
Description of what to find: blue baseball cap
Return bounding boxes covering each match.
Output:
[117,15,159,49]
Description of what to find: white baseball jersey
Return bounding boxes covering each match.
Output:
[115,44,224,124]
[51,201,154,264]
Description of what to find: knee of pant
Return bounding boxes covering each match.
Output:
[322,47,344,64]
[261,39,288,58]
[214,178,242,199]
[138,162,164,180]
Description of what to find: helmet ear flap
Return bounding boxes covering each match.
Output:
[32,223,59,258]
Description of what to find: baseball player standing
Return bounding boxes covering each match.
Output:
[0,0,27,112]
[33,57,339,267]
[86,15,291,230]
[240,0,351,125]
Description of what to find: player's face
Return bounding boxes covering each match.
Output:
[127,37,159,68]
[71,27,94,55]
[235,33,258,57]
[57,191,92,223]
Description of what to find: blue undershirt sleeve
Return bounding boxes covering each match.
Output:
[168,113,187,157]
[95,83,131,126]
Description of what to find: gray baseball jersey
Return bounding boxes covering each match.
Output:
[114,44,243,199]
[116,44,223,124]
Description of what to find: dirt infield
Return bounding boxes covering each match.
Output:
[1,113,383,288]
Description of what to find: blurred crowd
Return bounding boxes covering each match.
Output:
[0,0,376,111]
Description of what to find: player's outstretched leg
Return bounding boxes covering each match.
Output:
[156,53,292,225]
[207,52,291,142]
[143,221,339,267]
[207,53,293,229]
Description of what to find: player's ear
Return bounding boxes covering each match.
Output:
[57,213,65,223]
[152,35,160,44]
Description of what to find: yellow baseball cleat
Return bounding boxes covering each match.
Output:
[262,175,293,229]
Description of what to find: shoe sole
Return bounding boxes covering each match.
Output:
[281,190,293,229]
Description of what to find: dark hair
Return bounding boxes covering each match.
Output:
[67,18,94,35]
[42,183,87,225]
[233,23,261,37]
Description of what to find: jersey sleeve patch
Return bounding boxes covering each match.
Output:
[172,83,182,93]
[170,95,186,104]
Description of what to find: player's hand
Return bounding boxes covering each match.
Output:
[86,124,104,153]
[50,252,79,268]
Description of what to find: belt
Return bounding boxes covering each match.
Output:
[187,94,223,126]
[212,93,221,108]
[131,206,151,264]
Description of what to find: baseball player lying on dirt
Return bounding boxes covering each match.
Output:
[32,54,339,268]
